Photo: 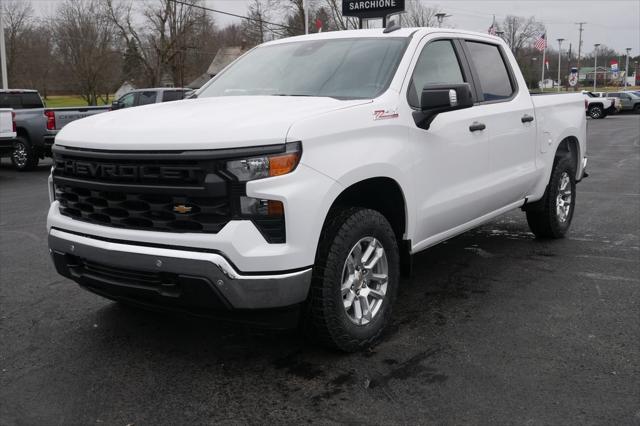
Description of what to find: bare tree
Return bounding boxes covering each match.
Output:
[52,0,120,105]
[323,0,358,30]
[2,0,34,85]
[403,1,442,27]
[106,0,215,87]
[501,15,545,57]
[242,0,277,45]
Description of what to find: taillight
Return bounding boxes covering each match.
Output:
[11,111,16,132]
[45,110,56,130]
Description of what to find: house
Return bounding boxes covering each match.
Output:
[114,81,136,99]
[538,78,557,89]
[578,66,625,84]
[187,46,247,89]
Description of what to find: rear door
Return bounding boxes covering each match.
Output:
[461,39,537,208]
[136,91,158,107]
[161,90,187,103]
[407,37,491,244]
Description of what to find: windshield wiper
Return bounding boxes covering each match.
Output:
[271,93,315,97]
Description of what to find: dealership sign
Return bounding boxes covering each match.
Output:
[342,0,406,19]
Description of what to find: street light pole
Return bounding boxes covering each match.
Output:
[0,0,8,89]
[593,43,600,91]
[435,13,450,28]
[557,38,564,92]
[624,48,631,87]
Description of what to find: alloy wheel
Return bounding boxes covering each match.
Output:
[556,171,573,223]
[341,237,388,326]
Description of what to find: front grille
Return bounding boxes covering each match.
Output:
[56,184,230,233]
[52,145,286,243]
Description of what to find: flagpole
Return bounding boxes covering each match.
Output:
[541,44,546,91]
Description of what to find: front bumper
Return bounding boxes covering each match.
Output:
[49,228,312,312]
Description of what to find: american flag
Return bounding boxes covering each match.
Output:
[534,33,547,51]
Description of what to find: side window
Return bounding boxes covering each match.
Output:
[465,41,514,101]
[137,91,157,106]
[162,90,185,102]
[0,94,21,108]
[119,92,136,108]
[407,40,465,108]
[21,93,44,108]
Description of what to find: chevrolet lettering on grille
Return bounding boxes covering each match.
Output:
[55,159,200,182]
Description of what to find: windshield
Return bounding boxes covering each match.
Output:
[198,38,409,100]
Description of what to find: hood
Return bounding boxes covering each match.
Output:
[55,96,370,151]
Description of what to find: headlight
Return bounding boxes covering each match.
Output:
[226,142,301,182]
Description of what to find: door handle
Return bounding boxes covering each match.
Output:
[521,114,534,123]
[469,122,486,132]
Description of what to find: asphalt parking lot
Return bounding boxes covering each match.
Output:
[1,114,639,425]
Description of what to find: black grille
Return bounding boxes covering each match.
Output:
[52,145,286,243]
[56,184,230,233]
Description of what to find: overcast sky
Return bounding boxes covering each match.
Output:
[31,0,640,54]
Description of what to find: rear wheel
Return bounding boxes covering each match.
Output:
[588,105,603,119]
[11,137,39,171]
[634,104,640,114]
[305,207,399,352]
[525,155,576,238]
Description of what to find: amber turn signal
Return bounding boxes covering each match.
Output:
[269,152,300,177]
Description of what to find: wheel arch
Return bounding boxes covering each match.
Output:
[320,176,412,276]
[15,126,31,142]
[556,136,580,177]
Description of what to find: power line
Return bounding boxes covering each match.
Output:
[167,0,302,32]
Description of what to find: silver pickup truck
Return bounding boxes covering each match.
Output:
[0,90,110,170]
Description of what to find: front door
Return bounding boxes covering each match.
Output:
[406,37,491,247]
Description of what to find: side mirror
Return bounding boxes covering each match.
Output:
[111,101,121,110]
[414,83,474,129]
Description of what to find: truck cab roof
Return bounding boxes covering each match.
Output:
[264,27,504,45]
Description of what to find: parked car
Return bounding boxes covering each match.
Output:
[591,91,622,113]
[0,109,17,154]
[581,91,616,118]
[111,88,193,110]
[0,90,110,170]
[604,91,640,112]
[48,27,587,352]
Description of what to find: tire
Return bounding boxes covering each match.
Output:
[588,105,603,119]
[11,137,39,171]
[634,104,640,114]
[305,207,399,352]
[525,155,576,238]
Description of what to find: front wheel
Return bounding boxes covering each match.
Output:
[11,137,39,171]
[305,207,399,352]
[525,155,576,238]
[588,105,604,119]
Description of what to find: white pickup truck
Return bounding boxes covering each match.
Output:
[0,109,17,153]
[47,27,587,351]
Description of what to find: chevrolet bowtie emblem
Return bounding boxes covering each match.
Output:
[173,204,192,214]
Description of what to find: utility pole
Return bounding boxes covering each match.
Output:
[624,48,632,87]
[593,43,600,91]
[557,38,564,92]
[0,0,8,89]
[303,0,309,34]
[575,22,586,89]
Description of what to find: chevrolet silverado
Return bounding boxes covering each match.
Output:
[47,27,587,351]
